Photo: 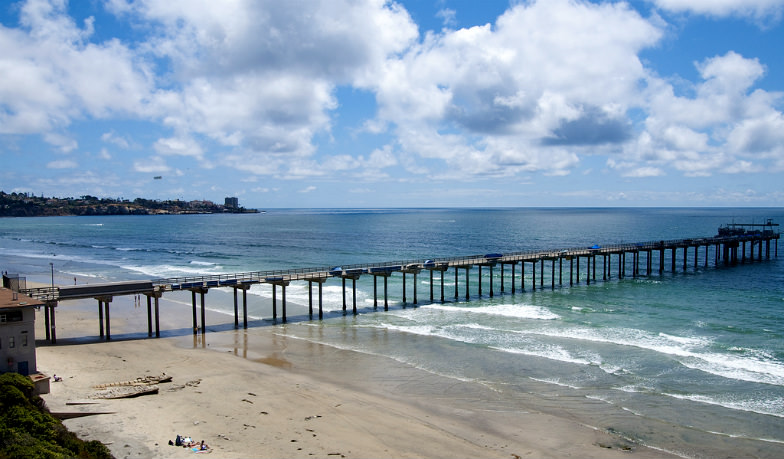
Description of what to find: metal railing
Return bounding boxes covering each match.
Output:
[19,231,779,301]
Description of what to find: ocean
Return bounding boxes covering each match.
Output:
[1,207,783,457]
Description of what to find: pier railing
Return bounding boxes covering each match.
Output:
[19,232,779,302]
[17,228,779,345]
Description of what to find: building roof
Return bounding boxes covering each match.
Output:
[0,287,44,310]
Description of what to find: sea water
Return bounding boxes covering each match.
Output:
[1,208,783,457]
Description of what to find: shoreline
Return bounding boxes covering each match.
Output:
[32,288,674,458]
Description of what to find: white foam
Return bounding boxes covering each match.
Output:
[189,260,217,266]
[664,392,784,418]
[490,344,600,366]
[522,326,784,386]
[424,303,560,320]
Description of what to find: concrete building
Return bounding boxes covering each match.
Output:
[1,286,49,393]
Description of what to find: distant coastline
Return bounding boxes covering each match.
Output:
[0,191,259,217]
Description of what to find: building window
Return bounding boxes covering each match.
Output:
[9,336,14,348]
[0,311,22,323]
[21,334,27,347]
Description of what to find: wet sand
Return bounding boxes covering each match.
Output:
[32,281,675,458]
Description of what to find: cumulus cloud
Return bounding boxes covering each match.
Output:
[0,0,153,137]
[133,155,170,173]
[651,0,784,21]
[366,0,661,177]
[2,0,784,200]
[47,159,78,169]
[621,51,784,176]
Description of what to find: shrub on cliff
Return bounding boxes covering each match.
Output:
[0,372,113,459]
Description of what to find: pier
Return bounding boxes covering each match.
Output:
[14,222,780,344]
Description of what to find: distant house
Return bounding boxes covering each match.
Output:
[225,197,239,209]
[0,287,49,394]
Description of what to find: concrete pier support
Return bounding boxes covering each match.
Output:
[239,284,250,328]
[200,289,206,333]
[147,295,152,336]
[98,299,104,338]
[191,290,197,334]
[233,288,238,328]
[559,257,563,286]
[465,266,470,300]
[429,270,434,302]
[44,303,51,341]
[145,291,162,337]
[586,256,591,285]
[489,265,494,297]
[576,256,580,284]
[98,296,112,340]
[454,268,459,300]
[510,262,516,293]
[188,288,207,334]
[371,273,391,311]
[440,269,445,302]
[269,281,291,321]
[384,275,389,310]
[305,277,326,319]
[478,266,482,296]
[47,301,57,344]
[569,257,573,286]
[522,262,528,290]
[532,260,536,291]
[154,295,160,337]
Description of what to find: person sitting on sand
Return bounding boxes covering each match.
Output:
[199,440,208,450]
[53,374,62,382]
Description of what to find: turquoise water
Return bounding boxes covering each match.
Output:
[2,208,783,457]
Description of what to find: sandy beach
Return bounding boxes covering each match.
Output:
[31,280,674,459]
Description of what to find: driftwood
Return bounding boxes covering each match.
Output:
[51,411,116,420]
[93,373,171,389]
[92,384,160,399]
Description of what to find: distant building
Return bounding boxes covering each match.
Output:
[0,286,48,393]
[225,197,239,209]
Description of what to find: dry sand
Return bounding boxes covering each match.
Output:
[33,286,675,459]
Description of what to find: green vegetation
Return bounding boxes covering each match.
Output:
[0,191,257,216]
[0,373,114,459]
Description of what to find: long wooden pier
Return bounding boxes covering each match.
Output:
[19,222,780,344]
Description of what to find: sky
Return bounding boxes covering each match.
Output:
[1,0,784,208]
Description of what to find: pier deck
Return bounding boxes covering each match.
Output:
[16,224,780,344]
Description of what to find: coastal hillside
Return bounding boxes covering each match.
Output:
[0,191,257,217]
[0,372,113,459]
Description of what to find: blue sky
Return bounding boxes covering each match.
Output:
[2,0,784,208]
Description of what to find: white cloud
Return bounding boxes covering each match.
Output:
[122,0,417,163]
[102,131,130,149]
[133,155,171,173]
[651,0,784,20]
[47,159,78,169]
[98,148,112,160]
[2,0,784,202]
[153,136,204,158]
[0,0,153,135]
[364,0,661,179]
[43,132,77,152]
